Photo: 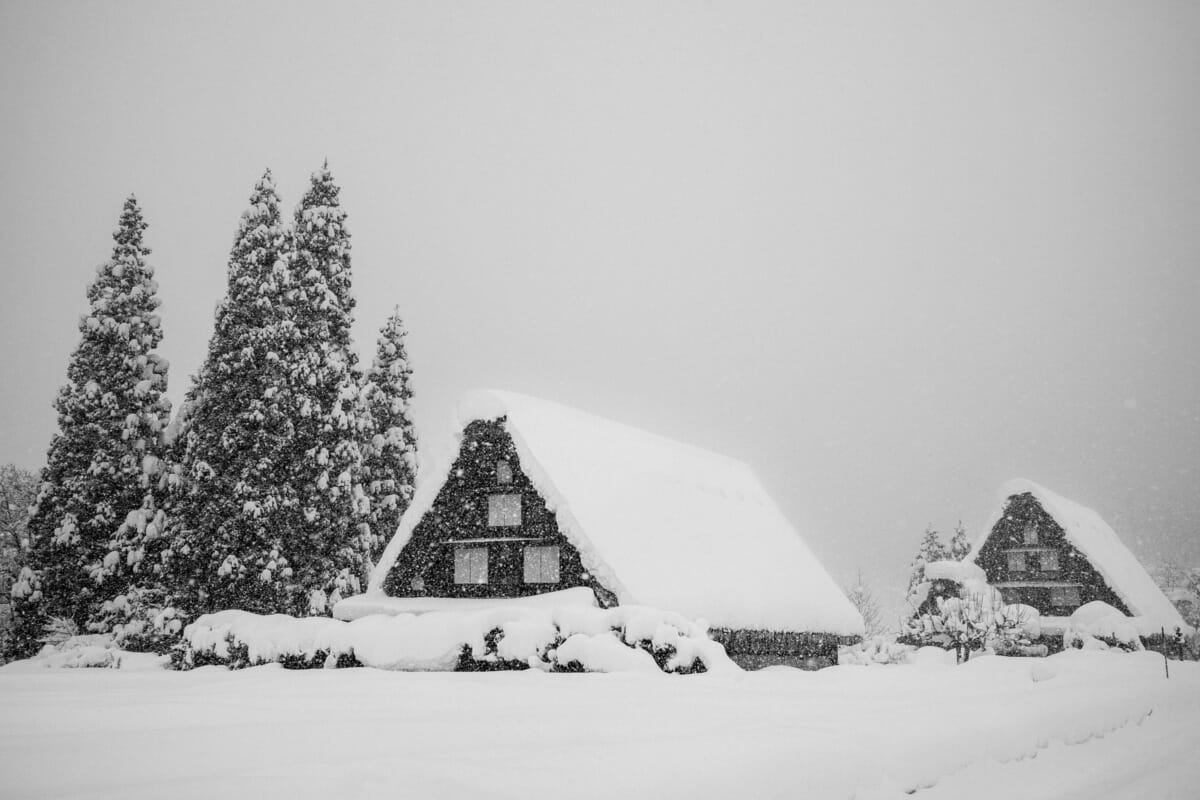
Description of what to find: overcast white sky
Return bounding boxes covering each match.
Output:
[2,1,1197,617]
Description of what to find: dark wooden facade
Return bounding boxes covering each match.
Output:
[382,420,616,605]
[708,628,858,670]
[974,492,1129,617]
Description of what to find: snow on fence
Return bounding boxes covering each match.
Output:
[176,604,738,675]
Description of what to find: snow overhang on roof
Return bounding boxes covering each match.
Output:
[369,390,864,636]
[969,478,1190,635]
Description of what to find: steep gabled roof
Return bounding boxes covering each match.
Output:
[369,390,864,636]
[970,478,1187,634]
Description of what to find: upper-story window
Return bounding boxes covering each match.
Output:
[488,494,522,527]
[454,546,489,584]
[1039,550,1059,572]
[523,545,560,583]
[1007,551,1026,573]
[495,460,513,484]
[1023,523,1038,545]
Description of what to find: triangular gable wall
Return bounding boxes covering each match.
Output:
[381,419,616,605]
[973,491,1130,616]
[970,480,1188,634]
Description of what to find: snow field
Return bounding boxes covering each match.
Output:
[2,650,1196,799]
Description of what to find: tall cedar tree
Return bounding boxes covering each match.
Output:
[905,524,949,604]
[283,165,371,613]
[9,198,171,657]
[948,520,971,562]
[360,308,417,562]
[167,172,302,616]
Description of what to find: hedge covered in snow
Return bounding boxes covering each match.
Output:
[1063,601,1143,652]
[174,605,738,675]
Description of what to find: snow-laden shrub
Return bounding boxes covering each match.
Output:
[28,634,123,669]
[838,635,915,666]
[1,617,127,668]
[1063,601,1143,652]
[171,612,355,671]
[902,585,1004,661]
[458,608,715,674]
[997,604,1042,639]
[904,567,1044,662]
[174,604,737,674]
[88,588,182,653]
[992,604,1047,657]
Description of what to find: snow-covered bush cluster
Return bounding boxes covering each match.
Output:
[838,635,915,666]
[25,635,125,669]
[174,606,737,675]
[86,587,181,653]
[1063,601,1143,652]
[16,618,126,669]
[902,561,1042,662]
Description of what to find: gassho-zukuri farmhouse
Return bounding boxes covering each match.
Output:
[335,390,865,668]
[970,478,1188,641]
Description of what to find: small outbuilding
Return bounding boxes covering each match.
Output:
[341,390,864,668]
[970,479,1188,640]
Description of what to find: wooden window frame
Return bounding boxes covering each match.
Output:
[487,494,522,527]
[523,545,560,584]
[1050,585,1081,608]
[454,546,489,584]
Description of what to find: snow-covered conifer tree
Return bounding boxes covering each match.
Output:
[9,197,172,657]
[0,464,37,660]
[166,171,302,616]
[283,164,371,613]
[360,308,417,561]
[905,524,949,604]
[948,520,971,562]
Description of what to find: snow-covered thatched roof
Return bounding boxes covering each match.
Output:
[369,390,864,636]
[970,479,1187,634]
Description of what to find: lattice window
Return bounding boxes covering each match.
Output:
[454,546,489,584]
[523,545,560,584]
[487,494,522,527]
[1050,586,1081,608]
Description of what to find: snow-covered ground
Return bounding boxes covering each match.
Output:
[1,651,1197,799]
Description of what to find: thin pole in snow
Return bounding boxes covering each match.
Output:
[1162,627,1169,679]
